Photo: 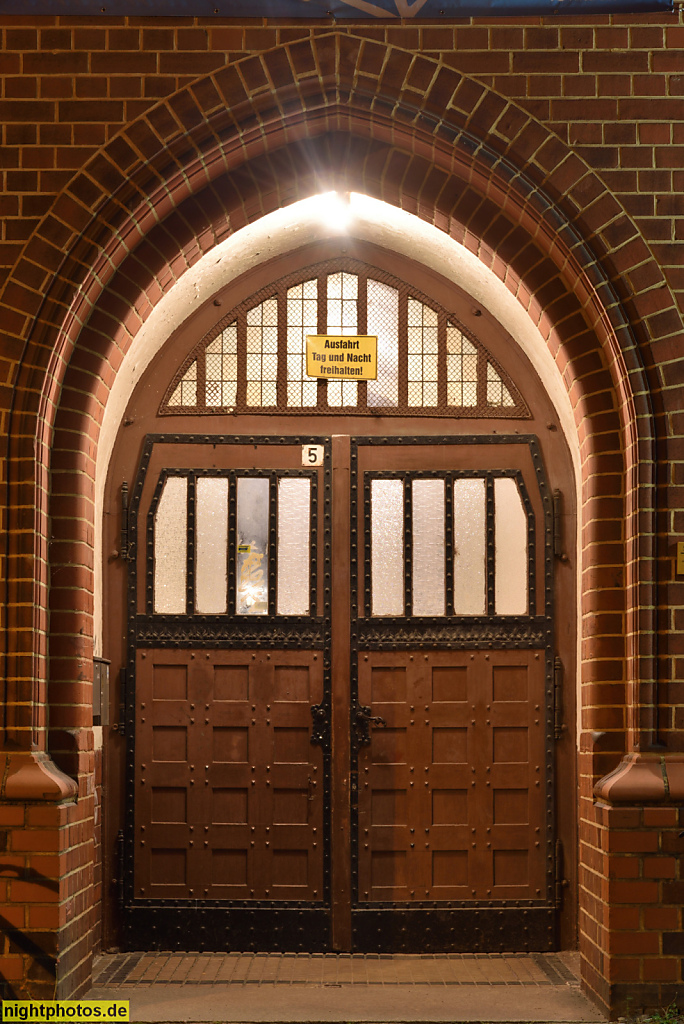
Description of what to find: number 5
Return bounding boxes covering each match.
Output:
[302,445,323,467]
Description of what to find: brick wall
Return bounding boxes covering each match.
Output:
[0,802,64,998]
[582,803,684,1014]
[0,17,681,308]
[0,12,682,1010]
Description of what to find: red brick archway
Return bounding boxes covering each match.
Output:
[0,34,678,1009]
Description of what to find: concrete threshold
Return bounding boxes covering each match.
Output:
[87,982,605,1023]
[87,952,606,1023]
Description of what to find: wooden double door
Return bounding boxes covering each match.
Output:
[121,433,557,952]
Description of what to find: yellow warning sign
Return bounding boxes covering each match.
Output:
[306,334,377,380]
[677,541,684,576]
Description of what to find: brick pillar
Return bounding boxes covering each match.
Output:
[0,763,98,1000]
[0,800,66,999]
[582,756,684,1015]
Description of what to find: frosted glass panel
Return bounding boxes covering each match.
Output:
[195,477,228,614]
[277,478,311,615]
[453,478,486,616]
[371,479,404,616]
[412,479,445,616]
[367,279,398,407]
[495,478,528,614]
[236,477,269,615]
[154,476,188,614]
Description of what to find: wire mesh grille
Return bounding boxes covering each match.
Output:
[161,259,529,419]
[367,278,399,408]
[167,360,198,407]
[206,326,238,408]
[447,325,478,408]
[287,279,318,408]
[327,271,359,408]
[487,362,516,408]
[407,297,439,408]
[246,297,278,407]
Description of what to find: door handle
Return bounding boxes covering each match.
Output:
[353,704,387,746]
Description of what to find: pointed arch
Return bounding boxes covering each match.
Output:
[0,28,678,1009]
[1,36,670,765]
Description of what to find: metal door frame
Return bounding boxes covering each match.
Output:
[116,430,559,952]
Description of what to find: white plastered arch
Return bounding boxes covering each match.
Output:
[95,192,581,678]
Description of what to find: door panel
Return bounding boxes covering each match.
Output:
[123,436,332,951]
[350,436,554,952]
[135,649,324,902]
[357,650,546,904]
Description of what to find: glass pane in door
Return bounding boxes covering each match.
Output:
[154,476,188,614]
[236,477,269,615]
[412,479,445,616]
[371,479,404,616]
[452,478,486,615]
[494,477,528,614]
[276,477,311,615]
[195,476,229,613]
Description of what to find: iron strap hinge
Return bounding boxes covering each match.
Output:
[554,838,568,909]
[120,481,131,561]
[114,668,127,737]
[552,488,563,559]
[116,829,125,911]
[553,656,565,740]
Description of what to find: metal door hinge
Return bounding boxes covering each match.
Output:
[112,668,127,737]
[552,489,564,560]
[120,482,131,560]
[554,838,568,909]
[116,830,125,911]
[553,656,565,740]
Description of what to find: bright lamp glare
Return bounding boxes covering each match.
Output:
[314,191,352,232]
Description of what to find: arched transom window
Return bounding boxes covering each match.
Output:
[161,259,528,419]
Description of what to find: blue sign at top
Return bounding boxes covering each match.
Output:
[0,0,673,13]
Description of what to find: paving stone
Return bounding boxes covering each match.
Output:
[90,950,584,988]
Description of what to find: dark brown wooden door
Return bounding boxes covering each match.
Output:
[135,649,324,902]
[357,650,546,900]
[124,436,332,951]
[123,432,555,953]
[354,650,548,947]
[349,437,555,952]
